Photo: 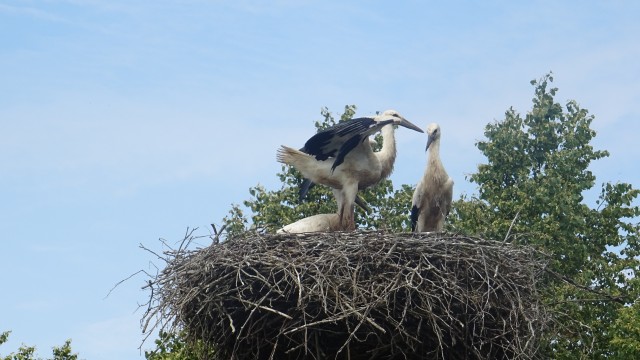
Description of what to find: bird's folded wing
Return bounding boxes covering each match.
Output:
[410,205,420,232]
[410,182,425,232]
[443,178,454,215]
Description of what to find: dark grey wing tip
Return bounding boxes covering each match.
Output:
[299,178,314,202]
[331,134,364,172]
[410,205,419,232]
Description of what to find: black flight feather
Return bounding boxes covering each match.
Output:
[298,178,315,202]
[331,134,365,172]
[297,116,394,199]
[301,117,378,160]
[410,205,420,232]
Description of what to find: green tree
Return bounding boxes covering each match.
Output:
[450,73,640,359]
[150,105,419,357]
[222,105,415,236]
[212,74,638,358]
[0,331,78,360]
[145,331,214,360]
[611,300,640,358]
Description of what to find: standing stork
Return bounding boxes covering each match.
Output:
[298,137,380,212]
[411,123,454,232]
[277,110,423,230]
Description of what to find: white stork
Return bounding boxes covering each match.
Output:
[277,110,423,230]
[277,213,341,234]
[298,138,380,213]
[411,123,454,232]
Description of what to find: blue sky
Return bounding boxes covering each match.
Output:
[1,1,638,359]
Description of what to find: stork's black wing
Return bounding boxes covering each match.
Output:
[297,120,379,202]
[296,117,393,198]
[331,133,365,171]
[331,118,395,171]
[410,204,419,232]
[301,117,383,160]
[298,178,315,202]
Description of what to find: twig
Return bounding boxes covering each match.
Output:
[140,231,550,359]
[104,269,148,299]
[504,210,520,243]
[545,268,627,304]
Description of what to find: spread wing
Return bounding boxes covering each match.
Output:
[296,116,393,200]
[301,117,391,162]
[330,134,363,172]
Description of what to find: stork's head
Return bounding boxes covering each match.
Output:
[425,123,441,151]
[377,110,424,133]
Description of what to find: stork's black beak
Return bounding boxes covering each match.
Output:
[425,136,433,151]
[398,118,424,133]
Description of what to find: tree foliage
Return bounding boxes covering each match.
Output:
[0,331,78,360]
[145,331,214,360]
[450,73,640,359]
[222,105,415,237]
[176,73,638,358]
[144,105,419,357]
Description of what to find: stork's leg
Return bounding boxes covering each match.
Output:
[337,201,355,231]
[333,183,357,231]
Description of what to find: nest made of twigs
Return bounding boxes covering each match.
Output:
[142,231,550,360]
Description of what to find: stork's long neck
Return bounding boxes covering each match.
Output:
[378,125,397,180]
[427,138,447,179]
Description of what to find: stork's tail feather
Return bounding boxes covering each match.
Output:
[277,145,336,187]
[276,145,301,165]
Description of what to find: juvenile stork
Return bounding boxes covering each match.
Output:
[411,123,454,232]
[277,110,423,230]
[277,213,341,234]
[298,137,380,212]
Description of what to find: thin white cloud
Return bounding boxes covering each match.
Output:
[0,92,310,198]
[0,3,66,22]
[1,3,639,360]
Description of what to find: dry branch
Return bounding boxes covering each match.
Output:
[142,231,550,359]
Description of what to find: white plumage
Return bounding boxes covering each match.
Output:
[411,123,454,232]
[277,213,341,234]
[278,110,423,231]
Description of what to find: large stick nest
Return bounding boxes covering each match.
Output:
[142,231,550,359]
